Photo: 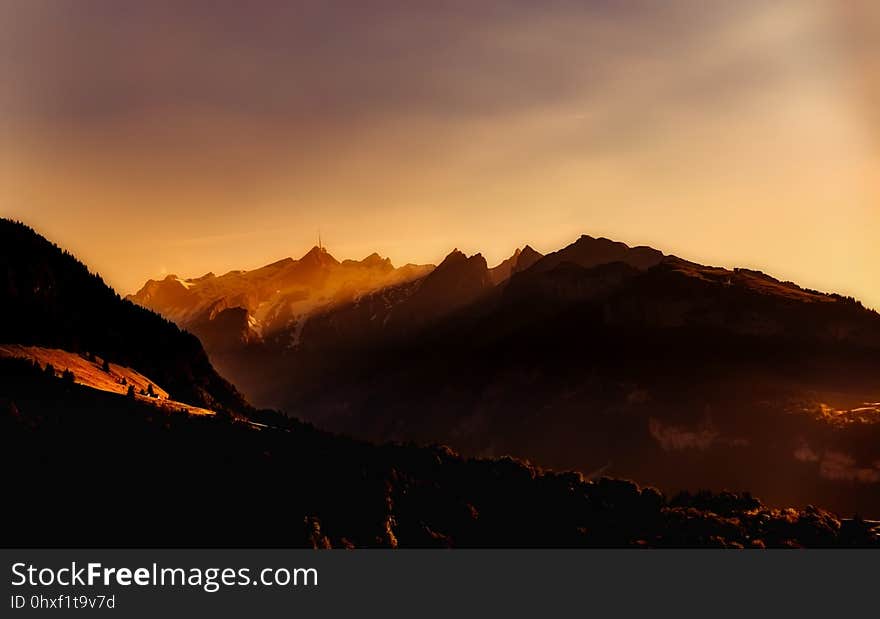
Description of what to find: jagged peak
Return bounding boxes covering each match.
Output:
[514,245,543,271]
[489,245,544,284]
[435,249,488,274]
[439,248,468,265]
[360,252,393,268]
[575,234,625,247]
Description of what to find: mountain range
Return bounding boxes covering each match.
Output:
[130,233,880,516]
[3,217,879,547]
[129,246,434,351]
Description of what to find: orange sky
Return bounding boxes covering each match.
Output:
[2,1,878,307]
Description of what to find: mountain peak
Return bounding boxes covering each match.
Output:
[436,249,487,271]
[397,249,490,318]
[299,245,339,266]
[128,274,194,307]
[441,248,465,261]
[531,235,663,274]
[514,245,542,273]
[359,252,393,269]
[426,250,487,283]
[489,245,544,285]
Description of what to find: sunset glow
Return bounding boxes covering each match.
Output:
[2,1,878,307]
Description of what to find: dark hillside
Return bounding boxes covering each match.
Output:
[0,219,247,413]
[2,358,875,548]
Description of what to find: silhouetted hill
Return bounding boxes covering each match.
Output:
[0,219,248,413]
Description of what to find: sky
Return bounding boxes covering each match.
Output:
[2,0,878,306]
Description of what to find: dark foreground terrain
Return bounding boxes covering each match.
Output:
[2,358,878,548]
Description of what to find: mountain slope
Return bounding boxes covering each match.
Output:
[0,344,216,416]
[0,219,248,413]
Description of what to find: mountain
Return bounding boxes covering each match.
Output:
[176,233,880,516]
[193,248,499,410]
[397,249,492,322]
[9,218,877,547]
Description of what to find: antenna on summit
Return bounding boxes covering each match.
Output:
[318,229,323,250]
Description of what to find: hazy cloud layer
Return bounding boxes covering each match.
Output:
[794,442,880,484]
[1,1,877,302]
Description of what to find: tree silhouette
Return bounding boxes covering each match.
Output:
[62,368,75,384]
[102,358,111,372]
[126,384,135,398]
[44,363,55,378]
[147,384,156,398]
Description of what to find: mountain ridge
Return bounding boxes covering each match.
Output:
[128,244,436,349]
[3,217,880,547]
[163,232,880,515]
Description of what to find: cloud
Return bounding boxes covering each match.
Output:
[793,443,820,463]
[649,418,718,451]
[794,442,880,484]
[819,451,880,484]
[3,0,878,309]
[649,417,751,451]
